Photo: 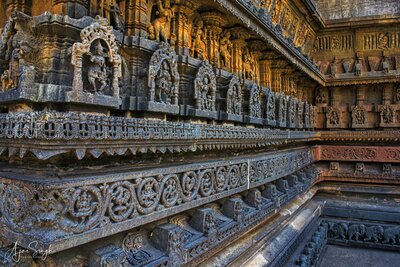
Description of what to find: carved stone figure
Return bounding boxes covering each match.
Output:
[100,0,125,32]
[348,224,366,241]
[219,31,232,69]
[70,16,121,105]
[327,106,340,126]
[380,104,394,124]
[377,33,389,49]
[152,0,174,43]
[315,87,326,104]
[265,88,276,122]
[148,42,179,105]
[87,40,109,94]
[191,25,207,60]
[352,105,366,126]
[382,56,389,73]
[194,61,216,111]
[365,225,384,243]
[382,227,400,244]
[243,47,255,81]
[355,58,362,76]
[249,83,261,118]
[226,76,242,115]
[395,84,400,102]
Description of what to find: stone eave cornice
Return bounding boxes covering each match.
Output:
[324,74,400,87]
[215,0,326,85]
[300,0,325,29]
[321,15,400,30]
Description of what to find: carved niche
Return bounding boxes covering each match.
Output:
[244,83,263,124]
[304,102,310,128]
[145,42,180,114]
[68,16,121,108]
[264,87,276,126]
[351,105,367,128]
[195,61,216,111]
[326,106,341,128]
[220,75,243,122]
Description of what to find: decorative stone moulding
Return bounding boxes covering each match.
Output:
[88,168,319,267]
[244,82,263,125]
[0,147,318,253]
[319,145,400,163]
[187,61,219,119]
[66,16,121,108]
[219,75,243,122]
[137,42,180,114]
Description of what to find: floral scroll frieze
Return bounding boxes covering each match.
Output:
[0,147,317,252]
[320,145,400,163]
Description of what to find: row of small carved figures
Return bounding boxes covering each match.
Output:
[94,168,319,266]
[295,223,328,267]
[0,111,313,140]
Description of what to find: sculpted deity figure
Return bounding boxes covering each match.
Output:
[378,33,389,49]
[266,91,275,121]
[227,82,241,115]
[382,56,389,73]
[352,106,366,125]
[191,27,207,60]
[155,61,173,103]
[315,87,326,104]
[327,107,340,126]
[99,0,125,32]
[395,85,400,102]
[355,58,362,76]
[219,31,232,69]
[380,105,394,124]
[243,48,255,80]
[194,61,216,111]
[88,40,109,94]
[152,0,174,43]
[249,84,261,118]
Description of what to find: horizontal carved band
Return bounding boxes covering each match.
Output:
[0,147,318,252]
[0,112,318,160]
[319,145,400,163]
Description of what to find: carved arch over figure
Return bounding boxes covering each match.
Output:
[148,42,180,105]
[70,16,121,100]
[194,61,216,111]
[226,75,242,115]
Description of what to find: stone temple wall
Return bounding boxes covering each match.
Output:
[0,0,398,266]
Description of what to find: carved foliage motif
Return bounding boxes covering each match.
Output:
[0,148,316,239]
[226,76,242,115]
[148,42,180,104]
[194,61,217,111]
[71,16,121,97]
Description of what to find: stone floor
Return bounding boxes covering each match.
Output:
[318,245,400,267]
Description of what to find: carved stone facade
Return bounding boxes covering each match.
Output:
[0,0,399,266]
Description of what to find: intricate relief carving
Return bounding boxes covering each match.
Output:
[351,105,366,127]
[226,76,242,115]
[191,22,207,61]
[219,31,232,70]
[148,42,179,104]
[265,88,276,125]
[326,106,340,128]
[70,16,121,105]
[243,47,256,81]
[315,87,327,105]
[194,61,216,111]
[379,104,394,124]
[249,83,261,118]
[151,0,174,43]
[277,93,287,127]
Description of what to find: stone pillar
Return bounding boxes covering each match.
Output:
[172,5,193,55]
[231,39,246,78]
[53,0,89,18]
[125,0,148,37]
[202,13,224,67]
